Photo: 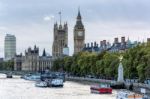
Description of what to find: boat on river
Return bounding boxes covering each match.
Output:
[50,78,64,87]
[35,81,48,87]
[6,73,13,78]
[23,74,41,81]
[90,84,112,94]
[41,72,65,82]
[116,90,143,99]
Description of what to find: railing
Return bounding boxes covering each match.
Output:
[133,83,150,90]
[66,76,116,84]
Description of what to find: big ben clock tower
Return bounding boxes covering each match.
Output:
[74,9,85,54]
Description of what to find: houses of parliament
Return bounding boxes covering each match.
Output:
[52,9,85,58]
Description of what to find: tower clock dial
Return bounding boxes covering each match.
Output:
[78,31,83,36]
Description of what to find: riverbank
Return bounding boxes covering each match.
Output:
[0,70,35,75]
[66,76,114,85]
[66,76,150,98]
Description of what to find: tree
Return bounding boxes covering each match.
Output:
[52,58,64,71]
[0,60,14,70]
[51,42,150,82]
[64,56,73,73]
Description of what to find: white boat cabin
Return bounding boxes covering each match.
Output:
[117,90,143,99]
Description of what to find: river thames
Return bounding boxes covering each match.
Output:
[0,74,117,99]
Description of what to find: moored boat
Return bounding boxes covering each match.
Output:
[116,90,143,99]
[110,82,125,89]
[90,84,112,94]
[50,78,64,87]
[30,75,41,81]
[35,81,48,87]
[6,73,13,78]
[23,74,41,81]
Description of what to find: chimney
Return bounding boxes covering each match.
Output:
[94,42,97,47]
[147,38,150,43]
[121,37,125,43]
[114,37,118,44]
[100,41,103,47]
[103,40,106,46]
[91,42,93,47]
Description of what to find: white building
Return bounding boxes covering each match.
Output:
[4,34,16,61]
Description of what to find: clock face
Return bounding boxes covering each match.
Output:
[78,31,83,36]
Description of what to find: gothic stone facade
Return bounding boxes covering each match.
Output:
[74,10,85,54]
[14,46,52,72]
[52,22,68,58]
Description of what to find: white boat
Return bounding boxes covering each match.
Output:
[116,90,143,99]
[30,75,41,81]
[6,73,13,78]
[50,79,63,87]
[24,74,41,81]
[35,81,47,87]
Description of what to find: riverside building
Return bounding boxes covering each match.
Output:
[14,46,53,72]
[82,37,138,53]
[4,34,16,61]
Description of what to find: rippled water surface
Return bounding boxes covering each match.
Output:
[0,74,117,99]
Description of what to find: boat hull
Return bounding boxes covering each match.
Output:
[35,81,48,87]
[50,79,64,87]
[90,86,112,94]
[116,90,143,99]
[51,85,63,87]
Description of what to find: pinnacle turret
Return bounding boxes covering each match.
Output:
[42,48,46,57]
[77,8,81,19]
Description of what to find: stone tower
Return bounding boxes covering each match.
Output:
[52,12,68,58]
[74,9,85,54]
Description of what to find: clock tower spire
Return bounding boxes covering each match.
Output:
[74,8,85,54]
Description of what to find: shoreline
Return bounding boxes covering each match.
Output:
[66,79,99,85]
[66,76,114,84]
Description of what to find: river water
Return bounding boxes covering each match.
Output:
[0,74,117,99]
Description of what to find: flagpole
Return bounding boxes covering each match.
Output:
[59,12,61,25]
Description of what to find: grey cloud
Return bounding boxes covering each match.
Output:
[0,0,150,57]
[1,0,150,24]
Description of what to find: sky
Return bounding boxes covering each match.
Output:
[0,0,150,57]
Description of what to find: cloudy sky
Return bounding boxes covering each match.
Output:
[0,0,150,57]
